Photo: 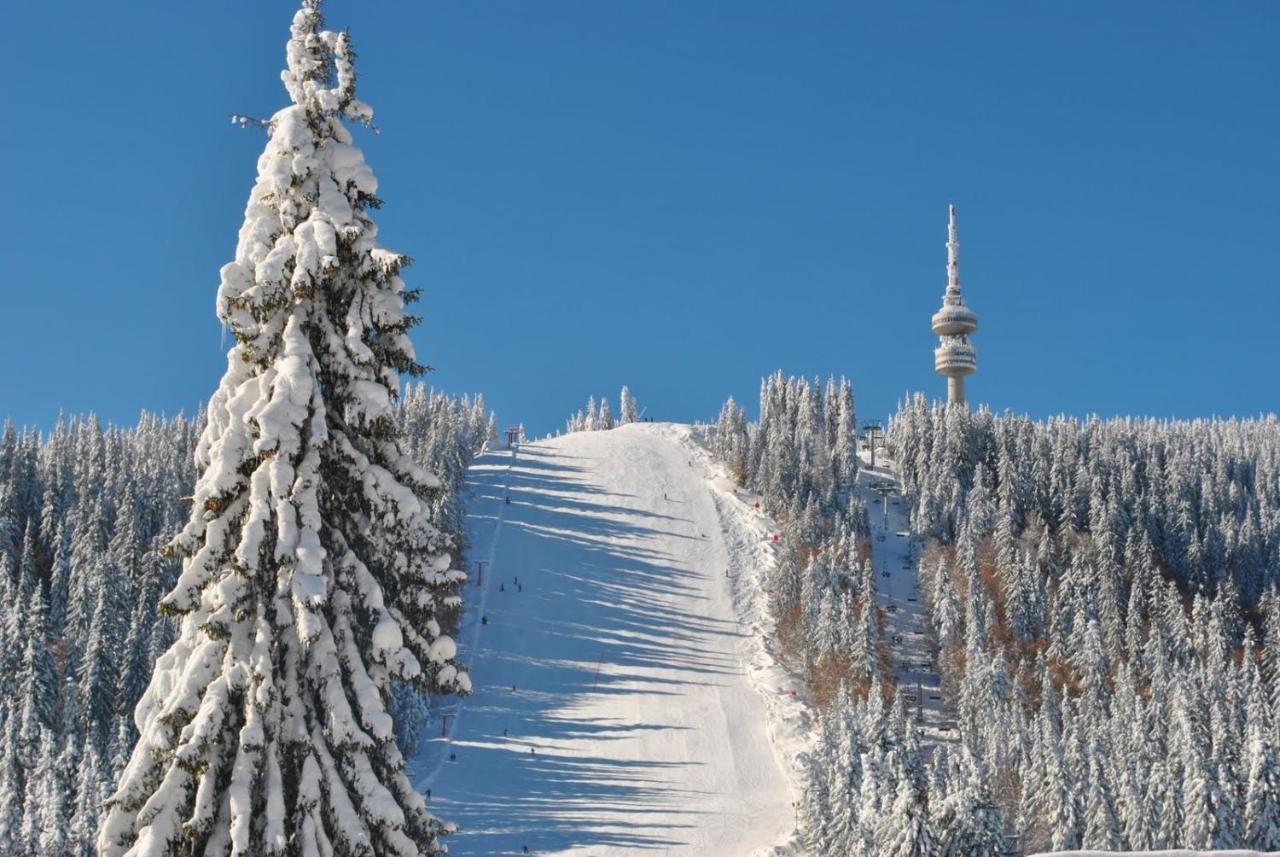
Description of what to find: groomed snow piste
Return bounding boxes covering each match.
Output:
[410,422,802,855]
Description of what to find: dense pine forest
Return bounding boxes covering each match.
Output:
[713,375,1003,855]
[711,383,1280,857]
[10,369,1280,854]
[0,386,490,856]
[8,382,1280,855]
[890,397,1280,853]
[712,382,1280,854]
[712,373,874,707]
[4,0,1271,850]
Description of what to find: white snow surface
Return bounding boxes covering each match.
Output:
[410,422,805,855]
[858,451,956,745]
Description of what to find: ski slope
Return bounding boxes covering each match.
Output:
[858,451,955,745]
[410,423,799,855]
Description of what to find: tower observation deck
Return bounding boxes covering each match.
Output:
[932,204,978,404]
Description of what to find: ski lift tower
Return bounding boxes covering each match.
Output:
[869,479,895,528]
[861,420,884,469]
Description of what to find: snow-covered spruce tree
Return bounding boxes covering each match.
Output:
[619,386,638,424]
[1245,730,1280,849]
[875,778,937,857]
[98,4,469,855]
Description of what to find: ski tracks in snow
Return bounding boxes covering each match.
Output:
[416,449,515,797]
[675,425,813,856]
[409,424,797,855]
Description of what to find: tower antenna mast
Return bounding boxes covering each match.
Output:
[931,204,979,404]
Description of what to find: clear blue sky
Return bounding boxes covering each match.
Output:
[2,1,1277,436]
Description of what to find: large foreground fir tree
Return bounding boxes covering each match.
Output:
[99,3,469,855]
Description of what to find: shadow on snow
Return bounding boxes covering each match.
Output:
[416,441,748,855]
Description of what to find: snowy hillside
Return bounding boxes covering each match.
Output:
[409,422,803,855]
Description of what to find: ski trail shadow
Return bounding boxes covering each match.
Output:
[417,440,752,854]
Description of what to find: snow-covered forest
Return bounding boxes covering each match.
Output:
[0,414,199,854]
[89,1,489,852]
[711,382,1280,854]
[0,388,489,856]
[888,397,1280,853]
[562,385,641,433]
[713,374,873,708]
[0,1,500,852]
[712,375,1008,855]
[6,367,1278,854]
[1,0,1272,851]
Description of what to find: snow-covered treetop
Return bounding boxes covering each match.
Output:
[101,3,466,854]
[216,0,410,384]
[281,1,373,124]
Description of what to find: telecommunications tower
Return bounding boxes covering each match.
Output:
[931,204,979,405]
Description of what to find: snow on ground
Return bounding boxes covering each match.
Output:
[857,450,956,744]
[409,423,799,855]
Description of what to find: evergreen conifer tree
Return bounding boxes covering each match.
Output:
[875,778,937,857]
[98,4,468,854]
[0,719,24,854]
[19,582,57,735]
[1245,730,1280,849]
[619,385,638,424]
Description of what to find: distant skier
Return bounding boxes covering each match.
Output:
[500,583,505,592]
[481,615,488,625]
